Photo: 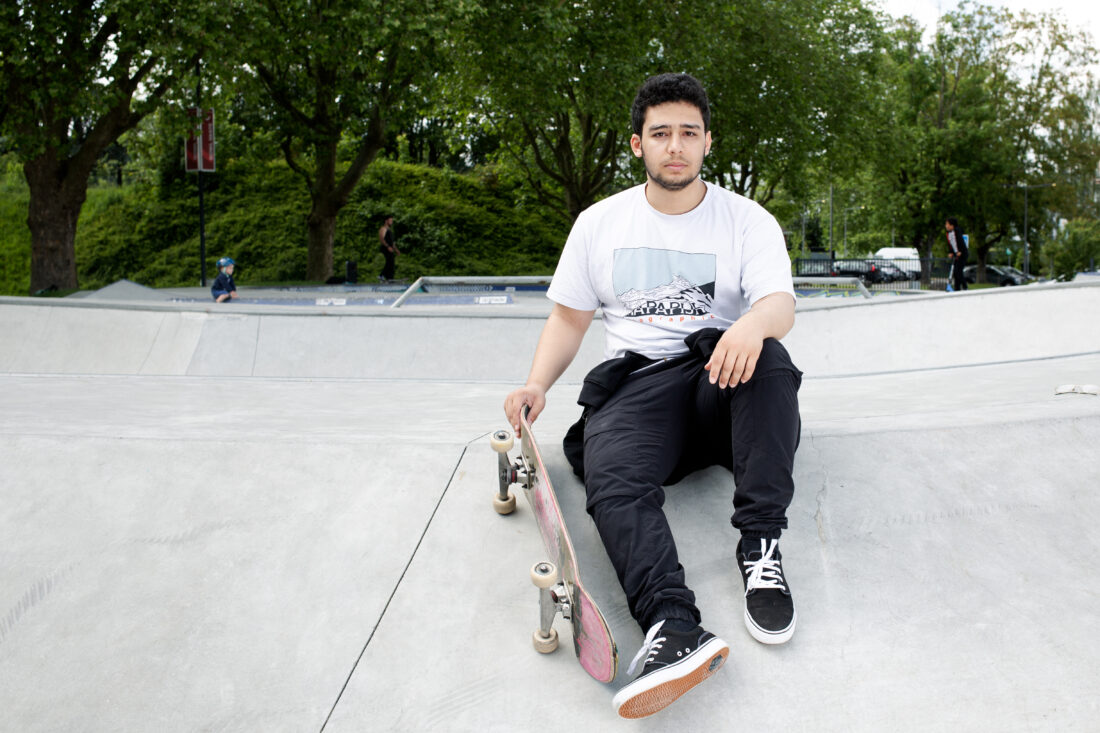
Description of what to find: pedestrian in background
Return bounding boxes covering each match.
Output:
[378,215,400,282]
[945,218,969,291]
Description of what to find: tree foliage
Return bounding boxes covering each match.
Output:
[226,0,478,281]
[458,0,659,222]
[664,0,883,205]
[0,0,212,293]
[2,1,1097,288]
[868,3,1099,277]
[1046,218,1100,280]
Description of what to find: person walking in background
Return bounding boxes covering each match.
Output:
[211,257,238,302]
[945,218,969,291]
[378,215,400,282]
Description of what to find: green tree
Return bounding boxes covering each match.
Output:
[227,0,477,282]
[1045,219,1100,280]
[459,0,658,222]
[663,0,882,205]
[0,0,210,293]
[869,3,1098,282]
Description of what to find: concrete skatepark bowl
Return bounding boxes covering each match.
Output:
[1,281,1098,731]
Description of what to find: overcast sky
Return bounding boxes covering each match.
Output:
[877,0,1099,45]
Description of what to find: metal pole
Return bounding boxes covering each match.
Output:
[1023,184,1029,276]
[196,58,207,287]
[800,211,806,257]
[828,185,834,260]
[843,210,848,256]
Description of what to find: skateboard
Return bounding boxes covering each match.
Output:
[490,408,618,683]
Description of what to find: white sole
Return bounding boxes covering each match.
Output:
[744,608,797,645]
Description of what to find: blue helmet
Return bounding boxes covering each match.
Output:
[217,257,235,269]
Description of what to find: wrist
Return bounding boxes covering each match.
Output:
[525,380,549,395]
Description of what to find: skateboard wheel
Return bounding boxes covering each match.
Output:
[490,430,514,453]
[531,562,559,588]
[493,491,516,514]
[533,628,559,654]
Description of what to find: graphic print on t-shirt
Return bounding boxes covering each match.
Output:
[613,248,716,320]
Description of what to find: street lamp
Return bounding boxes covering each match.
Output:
[1005,182,1056,275]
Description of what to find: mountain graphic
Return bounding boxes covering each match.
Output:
[620,274,715,317]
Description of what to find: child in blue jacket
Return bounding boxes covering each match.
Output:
[212,257,238,302]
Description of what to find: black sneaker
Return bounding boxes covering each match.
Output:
[612,620,729,719]
[737,538,797,644]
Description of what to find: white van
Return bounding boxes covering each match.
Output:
[874,247,920,260]
[873,247,921,276]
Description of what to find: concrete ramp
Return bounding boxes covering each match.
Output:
[2,281,1097,380]
[788,282,1100,376]
[1,283,1098,731]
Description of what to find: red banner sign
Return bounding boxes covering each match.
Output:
[185,108,215,172]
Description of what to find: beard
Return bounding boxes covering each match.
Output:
[640,151,702,192]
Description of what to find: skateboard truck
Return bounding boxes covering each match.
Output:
[491,429,524,514]
[531,561,570,653]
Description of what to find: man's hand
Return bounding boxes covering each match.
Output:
[704,292,795,388]
[504,384,547,436]
[704,318,765,388]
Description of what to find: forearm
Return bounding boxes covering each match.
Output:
[525,304,595,391]
[737,292,795,341]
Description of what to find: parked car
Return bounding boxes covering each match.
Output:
[963,264,1030,286]
[830,260,892,285]
[874,261,915,282]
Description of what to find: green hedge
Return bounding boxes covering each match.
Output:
[0,158,31,294]
[0,156,569,295]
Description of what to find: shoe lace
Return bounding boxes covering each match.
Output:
[742,539,787,593]
[626,620,667,676]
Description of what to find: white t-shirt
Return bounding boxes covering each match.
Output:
[548,181,794,360]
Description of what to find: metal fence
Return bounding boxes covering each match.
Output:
[792,257,956,292]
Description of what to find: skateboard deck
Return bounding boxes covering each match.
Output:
[491,410,618,683]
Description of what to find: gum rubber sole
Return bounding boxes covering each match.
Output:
[614,641,730,719]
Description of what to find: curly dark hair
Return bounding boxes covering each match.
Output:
[631,73,711,135]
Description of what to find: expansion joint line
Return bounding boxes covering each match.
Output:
[318,435,484,731]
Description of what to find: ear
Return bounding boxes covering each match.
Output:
[630,134,643,158]
[705,130,712,156]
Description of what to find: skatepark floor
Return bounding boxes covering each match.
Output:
[1,281,1099,732]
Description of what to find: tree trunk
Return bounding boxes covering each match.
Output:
[306,202,337,282]
[918,233,935,288]
[24,155,88,294]
[300,120,384,282]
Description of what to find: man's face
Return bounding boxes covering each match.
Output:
[945,221,954,231]
[630,101,712,192]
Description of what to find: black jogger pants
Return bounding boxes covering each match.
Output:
[580,337,802,631]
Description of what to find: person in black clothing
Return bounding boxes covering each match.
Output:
[945,218,969,291]
[503,73,801,719]
[212,257,238,302]
[378,216,400,282]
